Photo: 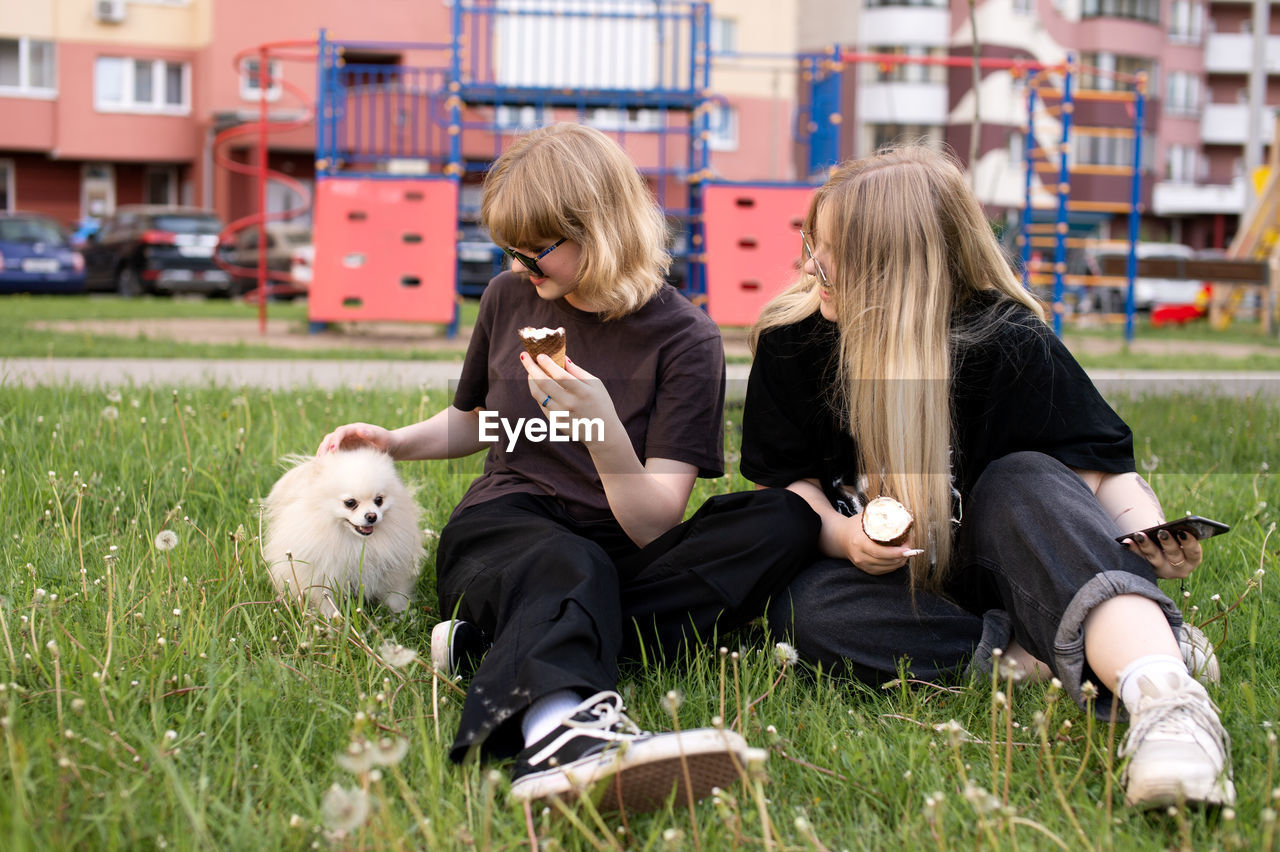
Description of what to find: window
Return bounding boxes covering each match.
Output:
[1079,52,1158,96]
[864,0,946,7]
[705,102,738,151]
[1073,131,1154,169]
[587,107,661,132]
[0,37,56,96]
[870,123,943,152]
[144,166,178,204]
[240,58,282,101]
[1166,71,1200,116]
[495,104,550,131]
[1165,145,1198,182]
[866,46,947,84]
[710,17,737,54]
[1168,0,1203,42]
[1081,0,1160,24]
[94,57,189,113]
[0,160,13,211]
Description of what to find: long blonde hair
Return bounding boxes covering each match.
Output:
[754,146,1043,590]
[481,123,669,320]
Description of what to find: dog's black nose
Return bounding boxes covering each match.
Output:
[364,512,378,524]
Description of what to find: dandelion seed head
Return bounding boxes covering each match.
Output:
[321,784,371,833]
[378,640,417,668]
[773,642,798,666]
[1081,681,1099,700]
[154,530,178,551]
[660,690,683,716]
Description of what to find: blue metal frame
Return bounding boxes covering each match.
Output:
[1124,79,1147,343]
[316,3,714,315]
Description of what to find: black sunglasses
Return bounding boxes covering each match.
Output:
[502,238,566,278]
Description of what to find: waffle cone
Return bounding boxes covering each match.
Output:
[518,327,567,368]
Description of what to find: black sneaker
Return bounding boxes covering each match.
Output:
[508,691,766,812]
[430,619,487,678]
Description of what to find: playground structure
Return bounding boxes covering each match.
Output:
[216,1,1270,337]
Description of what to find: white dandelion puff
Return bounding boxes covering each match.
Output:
[154,530,178,551]
[370,737,409,767]
[335,740,376,774]
[377,641,417,668]
[100,406,119,421]
[773,642,798,666]
[321,784,371,833]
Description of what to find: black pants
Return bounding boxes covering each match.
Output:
[436,488,820,762]
[767,452,1181,719]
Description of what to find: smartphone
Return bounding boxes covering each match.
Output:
[1114,515,1231,544]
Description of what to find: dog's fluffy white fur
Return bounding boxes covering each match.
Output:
[262,448,424,617]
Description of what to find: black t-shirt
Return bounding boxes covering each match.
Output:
[452,271,726,522]
[740,294,1135,517]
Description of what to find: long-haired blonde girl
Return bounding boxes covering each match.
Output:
[743,146,1234,811]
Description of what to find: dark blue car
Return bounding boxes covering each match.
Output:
[0,213,86,294]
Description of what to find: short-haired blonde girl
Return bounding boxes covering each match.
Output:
[482,122,668,320]
[318,122,818,812]
[743,145,1234,811]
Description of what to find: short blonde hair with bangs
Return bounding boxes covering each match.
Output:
[480,123,670,320]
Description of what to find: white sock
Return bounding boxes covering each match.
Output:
[522,690,583,747]
[1116,654,1191,714]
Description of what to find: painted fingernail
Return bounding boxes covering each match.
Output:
[1134,533,1145,543]
[1158,529,1170,541]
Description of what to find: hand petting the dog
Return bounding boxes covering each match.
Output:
[317,422,394,457]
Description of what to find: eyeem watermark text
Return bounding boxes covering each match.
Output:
[478,411,605,451]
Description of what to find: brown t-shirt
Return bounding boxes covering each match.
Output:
[451,271,726,522]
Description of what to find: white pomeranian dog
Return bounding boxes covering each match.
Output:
[262,448,424,617]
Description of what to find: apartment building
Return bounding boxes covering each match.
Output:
[1153,0,1280,247]
[0,0,802,232]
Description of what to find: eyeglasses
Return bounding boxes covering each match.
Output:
[799,229,828,285]
[503,238,567,278]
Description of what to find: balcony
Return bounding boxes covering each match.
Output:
[1200,102,1276,145]
[1204,32,1280,75]
[859,7,949,47]
[1152,179,1246,215]
[857,81,948,124]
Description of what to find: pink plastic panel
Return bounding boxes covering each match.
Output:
[310,177,458,323]
[702,183,816,327]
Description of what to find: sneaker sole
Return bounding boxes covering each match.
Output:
[1125,774,1236,809]
[430,620,457,675]
[511,729,764,813]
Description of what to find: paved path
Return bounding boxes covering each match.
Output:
[5,357,1280,398]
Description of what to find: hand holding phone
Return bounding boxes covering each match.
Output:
[1114,515,1230,545]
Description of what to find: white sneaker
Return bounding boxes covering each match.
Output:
[1177,622,1220,685]
[509,691,766,812]
[429,619,487,678]
[1120,672,1235,808]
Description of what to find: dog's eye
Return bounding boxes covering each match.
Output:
[343,498,357,509]
[374,495,384,507]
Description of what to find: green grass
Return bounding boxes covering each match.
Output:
[1,385,1278,849]
[0,295,476,361]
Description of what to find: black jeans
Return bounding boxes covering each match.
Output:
[436,488,820,762]
[767,451,1182,719]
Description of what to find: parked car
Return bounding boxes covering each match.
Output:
[226,224,312,299]
[82,205,232,297]
[1085,241,1201,312]
[0,212,86,294]
[457,221,504,298]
